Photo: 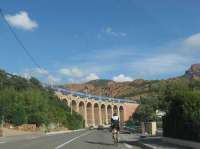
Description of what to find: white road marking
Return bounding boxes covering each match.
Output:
[55,131,92,149]
[143,143,157,149]
[0,141,6,144]
[46,129,86,136]
[46,131,71,136]
[46,134,55,137]
[30,136,40,139]
[124,143,133,148]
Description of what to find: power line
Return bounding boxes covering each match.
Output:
[0,9,58,86]
[0,9,42,69]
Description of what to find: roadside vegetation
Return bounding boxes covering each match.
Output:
[128,77,200,142]
[0,69,84,130]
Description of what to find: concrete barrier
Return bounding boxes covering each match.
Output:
[163,137,200,149]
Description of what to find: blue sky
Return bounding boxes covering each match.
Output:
[0,0,200,83]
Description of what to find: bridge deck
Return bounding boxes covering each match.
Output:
[54,87,139,104]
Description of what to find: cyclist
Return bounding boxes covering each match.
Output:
[111,113,120,142]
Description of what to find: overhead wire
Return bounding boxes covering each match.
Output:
[0,9,55,86]
[0,9,42,70]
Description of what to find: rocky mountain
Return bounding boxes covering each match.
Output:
[60,64,200,100]
[185,64,200,79]
[61,78,161,100]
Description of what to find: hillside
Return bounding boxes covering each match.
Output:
[62,79,155,99]
[0,69,83,129]
[61,64,200,99]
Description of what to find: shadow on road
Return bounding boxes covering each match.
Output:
[119,140,142,148]
[121,137,192,149]
[85,141,114,146]
[139,137,192,149]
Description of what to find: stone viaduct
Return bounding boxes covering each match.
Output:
[55,88,139,127]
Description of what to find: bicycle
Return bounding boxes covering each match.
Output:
[112,128,119,146]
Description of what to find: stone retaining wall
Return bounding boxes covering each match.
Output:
[15,124,37,132]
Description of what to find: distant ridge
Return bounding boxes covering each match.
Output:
[86,79,113,86]
[61,64,200,100]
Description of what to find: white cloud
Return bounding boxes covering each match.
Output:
[5,11,38,30]
[113,74,133,82]
[85,73,99,81]
[58,68,70,75]
[131,54,191,78]
[21,68,61,85]
[21,69,34,79]
[103,26,127,37]
[22,68,49,77]
[48,75,60,84]
[58,67,101,83]
[21,71,31,79]
[35,68,49,75]
[59,68,84,77]
[184,33,200,48]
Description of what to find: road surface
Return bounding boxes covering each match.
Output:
[0,129,141,149]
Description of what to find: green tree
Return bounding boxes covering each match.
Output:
[0,68,84,129]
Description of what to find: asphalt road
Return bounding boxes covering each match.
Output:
[0,129,141,149]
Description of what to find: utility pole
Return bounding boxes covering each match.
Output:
[71,103,73,115]
[85,86,88,96]
[1,115,4,128]
[70,97,73,115]
[0,79,4,128]
[0,79,2,90]
[101,88,103,101]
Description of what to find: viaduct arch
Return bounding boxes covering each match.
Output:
[56,92,139,127]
